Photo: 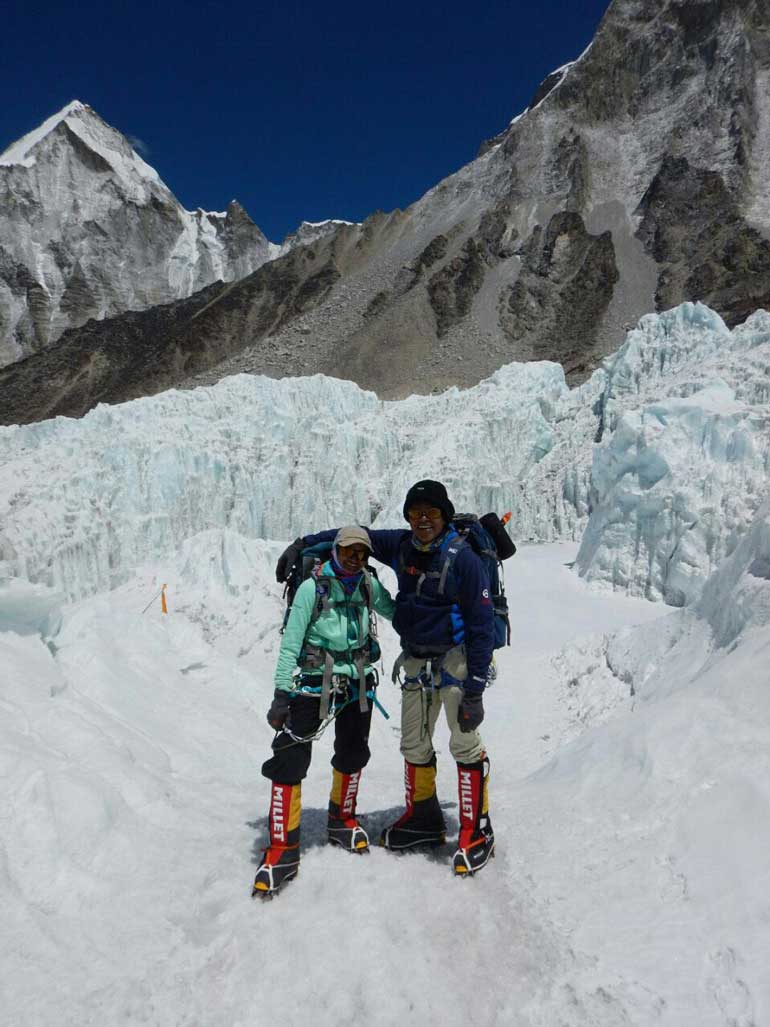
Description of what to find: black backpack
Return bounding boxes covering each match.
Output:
[458,512,516,648]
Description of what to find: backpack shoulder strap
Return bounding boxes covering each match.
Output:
[311,568,332,622]
[310,566,375,622]
[437,535,467,597]
[398,528,467,598]
[360,568,374,612]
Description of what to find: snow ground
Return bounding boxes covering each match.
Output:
[4,533,768,1026]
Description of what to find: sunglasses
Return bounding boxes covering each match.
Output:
[338,545,369,560]
[407,507,444,522]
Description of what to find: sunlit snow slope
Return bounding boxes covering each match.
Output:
[3,526,769,1025]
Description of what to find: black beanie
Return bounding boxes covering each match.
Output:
[402,480,455,522]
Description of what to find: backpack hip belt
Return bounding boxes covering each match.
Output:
[391,648,446,687]
[301,642,372,717]
[391,642,468,689]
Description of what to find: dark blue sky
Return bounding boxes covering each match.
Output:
[4,0,610,241]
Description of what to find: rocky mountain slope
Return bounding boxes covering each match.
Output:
[0,101,277,368]
[3,0,770,423]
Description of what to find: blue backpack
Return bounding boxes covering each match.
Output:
[448,513,515,649]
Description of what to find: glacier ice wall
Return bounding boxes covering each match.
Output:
[1,301,769,605]
[577,304,770,604]
[0,362,598,601]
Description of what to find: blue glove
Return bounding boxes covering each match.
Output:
[458,691,484,733]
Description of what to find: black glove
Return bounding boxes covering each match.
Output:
[458,691,484,733]
[275,537,304,583]
[266,690,291,730]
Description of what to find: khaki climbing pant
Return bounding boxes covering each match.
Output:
[396,647,485,765]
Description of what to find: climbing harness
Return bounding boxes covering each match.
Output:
[275,672,389,750]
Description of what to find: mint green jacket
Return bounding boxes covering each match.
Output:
[274,562,396,692]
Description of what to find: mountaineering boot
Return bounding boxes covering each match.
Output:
[327,769,369,852]
[380,758,447,850]
[453,755,495,876]
[252,782,302,898]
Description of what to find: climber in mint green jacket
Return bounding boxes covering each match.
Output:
[253,525,395,898]
[273,553,394,693]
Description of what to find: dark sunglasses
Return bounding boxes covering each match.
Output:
[338,545,369,560]
[407,507,443,522]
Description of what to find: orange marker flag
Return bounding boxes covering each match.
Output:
[161,584,168,614]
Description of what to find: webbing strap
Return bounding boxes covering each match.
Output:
[415,570,440,597]
[320,650,335,719]
[354,652,369,712]
[437,539,466,595]
[302,641,374,675]
[391,651,406,684]
[311,566,373,622]
[361,568,373,613]
[401,533,466,599]
[392,650,447,688]
[421,684,433,740]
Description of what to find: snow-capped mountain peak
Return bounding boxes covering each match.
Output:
[0,100,162,196]
[1,100,164,202]
[0,99,87,166]
[0,102,278,368]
